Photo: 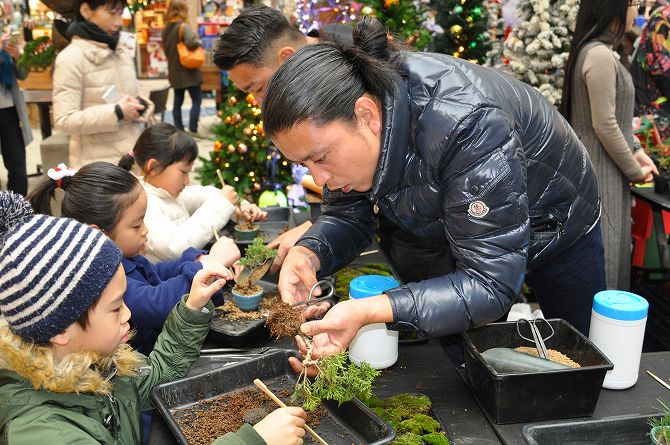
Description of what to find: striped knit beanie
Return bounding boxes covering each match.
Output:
[0,191,122,342]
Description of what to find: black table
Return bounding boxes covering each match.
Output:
[459,352,670,445]
[22,89,52,139]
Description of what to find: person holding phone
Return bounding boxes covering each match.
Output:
[53,0,154,168]
[0,31,31,195]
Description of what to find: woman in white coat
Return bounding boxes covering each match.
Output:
[52,0,153,168]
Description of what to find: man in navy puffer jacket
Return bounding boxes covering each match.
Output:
[262,18,604,358]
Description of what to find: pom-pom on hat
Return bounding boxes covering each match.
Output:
[0,191,122,342]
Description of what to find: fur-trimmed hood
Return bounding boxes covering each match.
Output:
[0,325,144,395]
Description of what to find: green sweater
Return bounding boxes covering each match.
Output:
[0,296,265,445]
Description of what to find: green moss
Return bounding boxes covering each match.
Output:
[366,394,382,408]
[393,433,424,445]
[379,393,432,418]
[335,263,394,298]
[398,414,441,435]
[421,432,450,445]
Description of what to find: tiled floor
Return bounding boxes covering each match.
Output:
[0,80,220,193]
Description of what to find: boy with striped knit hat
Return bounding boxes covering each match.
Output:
[0,191,305,444]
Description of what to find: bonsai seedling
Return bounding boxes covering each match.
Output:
[292,336,380,412]
[232,238,277,310]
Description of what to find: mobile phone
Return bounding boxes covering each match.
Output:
[102,85,121,104]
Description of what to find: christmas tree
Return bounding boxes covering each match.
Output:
[196,84,293,199]
[294,0,358,34]
[502,0,579,106]
[357,0,441,50]
[431,0,492,63]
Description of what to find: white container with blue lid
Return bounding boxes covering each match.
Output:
[348,275,400,369]
[588,290,649,390]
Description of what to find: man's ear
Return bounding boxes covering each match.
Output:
[89,224,102,231]
[277,46,297,63]
[354,94,382,135]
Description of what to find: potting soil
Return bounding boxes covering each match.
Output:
[514,346,581,368]
[265,301,303,339]
[217,289,281,321]
[172,377,326,445]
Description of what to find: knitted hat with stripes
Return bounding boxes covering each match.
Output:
[0,191,122,342]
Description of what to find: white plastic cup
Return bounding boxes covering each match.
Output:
[588,290,649,390]
[348,275,400,369]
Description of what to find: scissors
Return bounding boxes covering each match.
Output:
[291,278,336,308]
[516,318,554,359]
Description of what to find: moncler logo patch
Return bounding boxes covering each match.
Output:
[468,201,489,218]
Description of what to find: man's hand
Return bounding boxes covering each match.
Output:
[277,246,321,304]
[268,221,312,273]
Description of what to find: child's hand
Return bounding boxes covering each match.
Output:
[186,265,233,311]
[207,236,241,267]
[236,203,268,222]
[253,407,306,445]
[220,185,239,206]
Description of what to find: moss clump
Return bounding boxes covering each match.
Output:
[335,263,393,298]
[380,393,432,418]
[422,432,450,445]
[394,433,424,445]
[368,394,449,445]
[398,414,440,435]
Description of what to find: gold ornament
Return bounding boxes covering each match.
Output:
[217,110,223,118]
[383,0,399,7]
[450,24,462,34]
[243,127,252,136]
[233,113,242,123]
[224,116,232,124]
[214,157,220,164]
[361,5,373,14]
[214,141,222,152]
[253,182,261,192]
[228,96,238,106]
[237,143,248,154]
[246,94,257,105]
[227,144,236,153]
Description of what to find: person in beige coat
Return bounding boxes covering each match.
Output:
[52,0,153,168]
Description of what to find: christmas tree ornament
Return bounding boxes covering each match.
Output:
[243,127,252,136]
[361,5,373,14]
[228,96,238,106]
[227,144,236,153]
[214,141,222,152]
[237,143,248,154]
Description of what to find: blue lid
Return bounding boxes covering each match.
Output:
[592,290,649,321]
[349,275,400,299]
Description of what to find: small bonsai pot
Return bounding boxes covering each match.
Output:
[231,285,264,311]
[234,223,260,241]
[655,173,670,195]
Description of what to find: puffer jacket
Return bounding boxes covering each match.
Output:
[0,297,265,445]
[296,52,601,338]
[52,37,145,168]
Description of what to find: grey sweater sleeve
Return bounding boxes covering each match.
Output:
[582,45,644,181]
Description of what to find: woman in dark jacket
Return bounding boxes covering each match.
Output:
[262,18,605,362]
[161,0,202,134]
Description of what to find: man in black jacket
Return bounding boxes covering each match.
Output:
[260,18,605,362]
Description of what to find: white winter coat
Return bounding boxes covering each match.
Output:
[52,37,146,168]
[142,180,236,263]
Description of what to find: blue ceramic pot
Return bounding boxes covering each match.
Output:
[232,285,264,311]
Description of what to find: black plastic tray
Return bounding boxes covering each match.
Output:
[220,206,292,245]
[208,277,277,348]
[522,414,659,445]
[462,319,613,424]
[151,350,396,445]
